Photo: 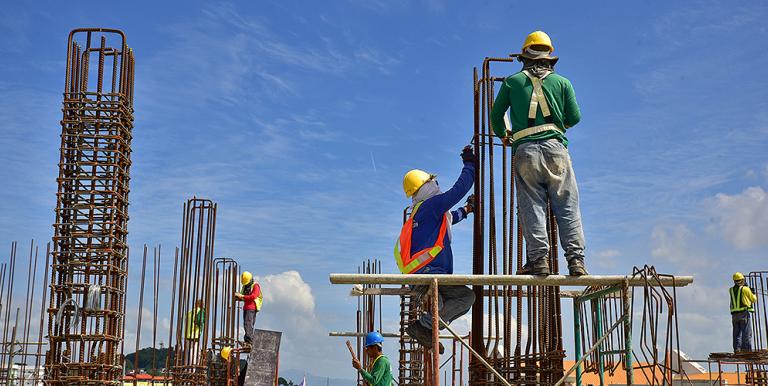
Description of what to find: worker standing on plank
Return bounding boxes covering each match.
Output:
[235,271,262,345]
[730,272,757,352]
[490,30,588,277]
[185,298,205,364]
[396,145,476,352]
[351,332,393,386]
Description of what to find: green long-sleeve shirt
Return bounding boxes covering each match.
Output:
[491,71,581,153]
[359,355,393,386]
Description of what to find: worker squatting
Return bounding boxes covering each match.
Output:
[348,30,590,385]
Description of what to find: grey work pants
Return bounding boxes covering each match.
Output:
[415,285,475,330]
[244,310,257,343]
[515,139,586,265]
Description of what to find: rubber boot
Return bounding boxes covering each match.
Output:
[568,259,589,276]
[405,323,445,354]
[518,258,550,276]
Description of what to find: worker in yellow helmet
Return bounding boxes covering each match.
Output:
[235,271,262,346]
[490,30,587,276]
[396,146,476,353]
[730,272,757,352]
[215,346,246,386]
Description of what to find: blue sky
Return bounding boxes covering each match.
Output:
[0,0,767,382]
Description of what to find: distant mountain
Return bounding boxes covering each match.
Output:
[125,347,171,373]
[280,369,356,386]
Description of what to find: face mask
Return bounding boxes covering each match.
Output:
[525,47,550,58]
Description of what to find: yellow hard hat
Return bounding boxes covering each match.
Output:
[733,272,745,281]
[403,169,434,198]
[221,346,232,361]
[522,31,554,53]
[241,271,253,285]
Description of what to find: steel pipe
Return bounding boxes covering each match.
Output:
[330,273,693,287]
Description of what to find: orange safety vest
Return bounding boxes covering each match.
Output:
[394,201,450,274]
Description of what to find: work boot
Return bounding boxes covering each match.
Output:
[567,259,589,276]
[518,259,550,276]
[405,323,445,354]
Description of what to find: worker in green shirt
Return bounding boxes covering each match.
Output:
[490,30,588,277]
[351,332,393,386]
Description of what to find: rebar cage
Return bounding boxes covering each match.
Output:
[45,28,135,386]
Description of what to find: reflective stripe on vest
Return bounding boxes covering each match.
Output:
[509,70,563,144]
[730,286,753,313]
[394,201,450,274]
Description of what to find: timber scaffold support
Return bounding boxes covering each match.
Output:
[45,28,134,386]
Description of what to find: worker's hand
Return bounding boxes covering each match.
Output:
[461,145,476,164]
[464,194,475,214]
[501,130,514,146]
[352,358,362,370]
[235,293,244,300]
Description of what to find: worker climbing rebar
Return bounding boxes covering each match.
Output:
[235,271,262,346]
[395,145,476,352]
[490,30,588,277]
[730,272,757,352]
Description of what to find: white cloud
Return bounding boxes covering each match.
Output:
[708,186,768,249]
[251,271,346,378]
[596,249,621,258]
[651,224,693,263]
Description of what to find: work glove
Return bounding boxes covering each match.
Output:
[461,145,476,164]
[464,194,475,214]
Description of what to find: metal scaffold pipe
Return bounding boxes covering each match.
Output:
[330,273,693,287]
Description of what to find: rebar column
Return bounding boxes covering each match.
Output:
[209,257,240,385]
[471,56,565,385]
[169,198,217,386]
[45,28,135,386]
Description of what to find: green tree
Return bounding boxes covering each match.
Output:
[278,377,296,386]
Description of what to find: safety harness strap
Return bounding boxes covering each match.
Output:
[511,123,564,142]
[507,70,560,143]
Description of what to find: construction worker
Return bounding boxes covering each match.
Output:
[351,332,393,386]
[730,272,757,352]
[185,299,206,340]
[235,271,262,345]
[216,346,246,386]
[490,30,588,277]
[185,299,206,364]
[396,145,476,352]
